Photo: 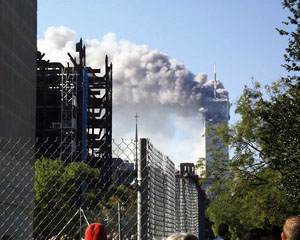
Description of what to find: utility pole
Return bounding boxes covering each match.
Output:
[134,113,139,169]
[118,202,121,240]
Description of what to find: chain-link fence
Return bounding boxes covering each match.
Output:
[0,138,203,240]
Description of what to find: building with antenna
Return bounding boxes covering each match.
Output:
[198,65,230,198]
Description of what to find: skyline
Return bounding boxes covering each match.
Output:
[38,0,290,164]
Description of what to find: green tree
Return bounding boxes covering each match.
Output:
[277,0,300,73]
[204,81,300,238]
[202,0,300,237]
[34,158,101,238]
[269,0,300,196]
[34,158,137,238]
[206,166,296,238]
[97,184,137,235]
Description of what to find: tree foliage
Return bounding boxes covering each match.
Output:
[34,158,136,238]
[97,184,137,235]
[277,0,300,73]
[34,158,101,238]
[206,166,297,238]
[202,0,300,238]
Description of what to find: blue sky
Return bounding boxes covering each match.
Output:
[38,0,289,107]
[38,0,290,164]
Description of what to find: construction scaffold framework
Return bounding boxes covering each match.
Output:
[36,38,113,184]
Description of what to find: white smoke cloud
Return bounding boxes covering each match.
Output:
[38,26,77,64]
[38,26,228,165]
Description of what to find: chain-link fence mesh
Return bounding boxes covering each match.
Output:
[175,177,199,236]
[141,139,176,239]
[0,138,202,240]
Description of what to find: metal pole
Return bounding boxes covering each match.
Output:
[118,202,121,240]
[80,67,88,239]
[82,66,88,164]
[138,139,148,240]
[137,142,142,240]
[134,114,139,169]
[80,207,82,239]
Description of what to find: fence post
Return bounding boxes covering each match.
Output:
[118,203,122,240]
[137,138,148,240]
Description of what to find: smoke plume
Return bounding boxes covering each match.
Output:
[38,26,228,164]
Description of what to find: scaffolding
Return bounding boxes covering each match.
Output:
[36,39,113,183]
[87,56,113,185]
[60,67,78,162]
[36,52,64,159]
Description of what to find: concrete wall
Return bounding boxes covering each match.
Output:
[0,1,37,239]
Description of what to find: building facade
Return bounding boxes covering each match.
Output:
[0,0,37,238]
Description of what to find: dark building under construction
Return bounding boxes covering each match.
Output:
[36,39,113,184]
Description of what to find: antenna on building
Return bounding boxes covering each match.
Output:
[214,63,217,98]
[134,113,139,169]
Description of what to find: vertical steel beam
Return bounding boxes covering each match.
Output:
[138,138,148,240]
[82,67,88,164]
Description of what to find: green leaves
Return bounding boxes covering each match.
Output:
[34,158,102,238]
[278,0,300,72]
[34,157,137,238]
[206,166,294,238]
[203,1,300,235]
[204,76,300,237]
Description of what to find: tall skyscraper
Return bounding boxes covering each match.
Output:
[198,67,230,197]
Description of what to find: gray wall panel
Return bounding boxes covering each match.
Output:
[0,0,37,239]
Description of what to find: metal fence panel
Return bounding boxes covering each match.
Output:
[0,138,201,240]
[175,176,199,237]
